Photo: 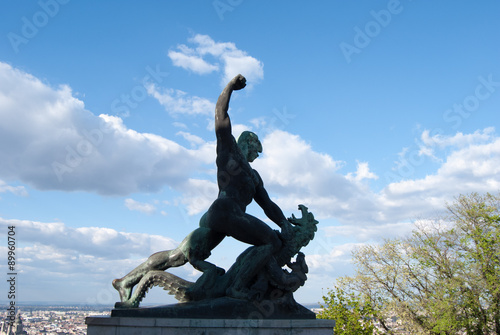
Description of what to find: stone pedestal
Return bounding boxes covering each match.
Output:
[88,297,334,333]
[86,316,335,334]
[110,297,316,320]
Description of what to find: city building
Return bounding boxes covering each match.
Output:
[0,311,27,335]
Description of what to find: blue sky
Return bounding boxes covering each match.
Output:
[0,1,499,306]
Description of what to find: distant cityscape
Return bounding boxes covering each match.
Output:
[0,305,111,335]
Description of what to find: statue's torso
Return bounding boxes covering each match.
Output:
[216,137,260,207]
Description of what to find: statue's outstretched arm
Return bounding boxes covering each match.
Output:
[254,174,288,228]
[215,74,246,138]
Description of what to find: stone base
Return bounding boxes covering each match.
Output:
[86,316,335,334]
[111,297,315,320]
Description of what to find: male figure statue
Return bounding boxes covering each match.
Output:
[206,73,286,255]
[113,74,289,302]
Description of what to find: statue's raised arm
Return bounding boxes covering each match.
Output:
[215,74,246,139]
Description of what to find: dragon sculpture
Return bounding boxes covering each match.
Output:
[115,205,318,309]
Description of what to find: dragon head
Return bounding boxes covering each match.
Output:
[288,204,318,249]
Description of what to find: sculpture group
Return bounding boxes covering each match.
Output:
[112,75,318,314]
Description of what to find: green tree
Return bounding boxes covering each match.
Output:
[317,285,377,335]
[322,193,500,334]
[447,193,500,334]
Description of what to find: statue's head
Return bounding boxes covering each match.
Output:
[237,131,262,162]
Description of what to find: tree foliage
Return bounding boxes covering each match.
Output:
[320,193,500,334]
[317,286,377,335]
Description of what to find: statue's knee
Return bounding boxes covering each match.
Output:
[198,212,208,228]
[146,256,157,267]
[147,251,167,266]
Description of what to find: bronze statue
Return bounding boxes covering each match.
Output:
[112,75,318,315]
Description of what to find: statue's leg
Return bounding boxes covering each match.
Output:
[205,199,282,252]
[204,199,283,298]
[112,248,187,302]
[112,219,216,303]
[184,227,226,265]
[209,206,282,297]
[226,213,282,252]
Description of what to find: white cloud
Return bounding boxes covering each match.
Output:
[440,138,500,179]
[346,161,378,183]
[176,131,206,147]
[421,127,494,149]
[249,117,267,129]
[418,127,495,159]
[146,84,215,116]
[382,130,500,214]
[190,34,234,57]
[324,222,413,241]
[179,178,218,215]
[124,198,156,214]
[253,130,344,190]
[252,128,500,239]
[172,122,188,129]
[0,217,177,259]
[305,241,366,274]
[220,52,264,88]
[0,216,185,303]
[168,34,264,87]
[379,129,500,227]
[0,180,27,196]
[252,129,357,217]
[0,62,215,195]
[168,50,219,75]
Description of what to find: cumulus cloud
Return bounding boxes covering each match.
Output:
[253,130,344,190]
[176,131,206,147]
[179,178,218,215]
[324,222,414,242]
[168,34,264,87]
[252,128,500,241]
[306,242,365,273]
[252,129,361,218]
[0,217,177,260]
[381,129,500,220]
[172,122,188,129]
[418,127,495,159]
[124,198,157,214]
[0,62,215,195]
[346,161,378,183]
[0,216,184,303]
[146,84,215,116]
[421,127,494,149]
[168,49,219,75]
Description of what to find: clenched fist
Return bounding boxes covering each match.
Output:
[230,74,246,91]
